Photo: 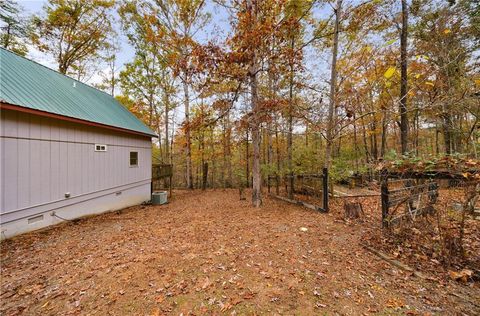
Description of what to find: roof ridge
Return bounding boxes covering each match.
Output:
[0,47,116,100]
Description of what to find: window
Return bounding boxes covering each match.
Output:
[95,144,107,152]
[130,151,138,167]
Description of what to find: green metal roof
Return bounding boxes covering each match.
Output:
[0,48,156,137]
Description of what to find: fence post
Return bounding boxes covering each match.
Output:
[323,167,329,212]
[428,181,438,204]
[380,169,389,228]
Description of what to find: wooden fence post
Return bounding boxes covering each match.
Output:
[381,169,389,228]
[428,182,438,204]
[323,168,329,212]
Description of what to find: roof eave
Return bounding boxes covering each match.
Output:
[0,102,158,138]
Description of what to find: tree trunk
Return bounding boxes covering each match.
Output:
[380,107,388,158]
[183,80,193,189]
[275,119,281,175]
[399,0,409,155]
[251,117,262,206]
[247,0,262,207]
[202,162,208,190]
[109,55,116,96]
[221,117,226,187]
[414,107,420,156]
[251,80,262,206]
[371,121,378,160]
[3,24,11,49]
[58,61,68,74]
[305,124,309,146]
[360,112,371,163]
[210,128,215,187]
[324,0,342,170]
[353,115,359,172]
[443,113,454,155]
[267,125,273,189]
[245,128,250,187]
[165,94,170,163]
[201,126,205,190]
[267,54,276,192]
[226,114,233,187]
[287,37,295,200]
[158,125,163,162]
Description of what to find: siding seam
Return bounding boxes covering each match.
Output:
[1,178,151,215]
[0,136,151,149]
[1,180,150,224]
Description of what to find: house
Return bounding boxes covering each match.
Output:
[0,48,156,239]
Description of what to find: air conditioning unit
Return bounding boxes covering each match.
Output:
[152,191,168,205]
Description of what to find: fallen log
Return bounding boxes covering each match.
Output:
[333,189,380,198]
[362,244,427,279]
[271,194,325,212]
[333,193,381,198]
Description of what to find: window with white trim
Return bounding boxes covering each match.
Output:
[95,144,107,152]
[130,151,138,166]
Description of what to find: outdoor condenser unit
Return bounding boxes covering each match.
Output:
[152,191,168,205]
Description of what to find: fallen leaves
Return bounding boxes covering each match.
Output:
[201,277,211,290]
[1,190,478,316]
[449,269,473,283]
[242,291,256,300]
[385,298,405,309]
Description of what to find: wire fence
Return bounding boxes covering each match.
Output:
[267,168,329,212]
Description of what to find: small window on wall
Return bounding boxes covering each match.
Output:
[95,144,107,152]
[130,151,138,167]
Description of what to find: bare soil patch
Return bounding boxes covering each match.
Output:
[1,190,478,315]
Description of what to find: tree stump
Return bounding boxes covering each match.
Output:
[344,201,364,219]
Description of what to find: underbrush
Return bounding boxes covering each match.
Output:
[363,187,480,281]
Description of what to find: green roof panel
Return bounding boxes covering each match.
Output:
[0,48,156,137]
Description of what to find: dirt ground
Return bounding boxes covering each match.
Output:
[1,189,479,315]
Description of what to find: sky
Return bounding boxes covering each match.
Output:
[16,0,333,126]
[16,0,236,127]
[19,0,139,85]
[18,0,232,86]
[18,0,330,83]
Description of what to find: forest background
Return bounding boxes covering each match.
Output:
[1,0,479,206]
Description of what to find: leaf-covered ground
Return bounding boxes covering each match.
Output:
[1,189,478,315]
